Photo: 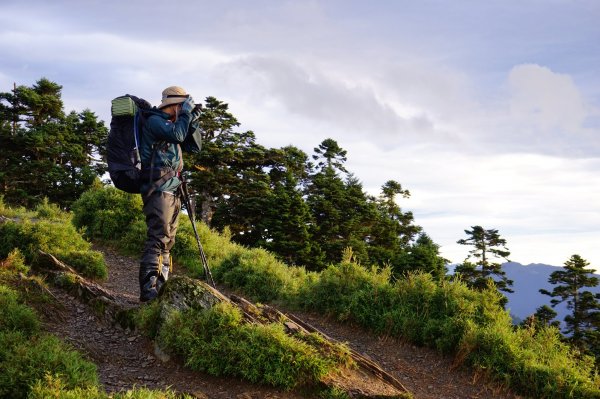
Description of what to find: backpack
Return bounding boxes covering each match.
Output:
[107,95,152,193]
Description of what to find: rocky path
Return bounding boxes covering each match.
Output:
[42,245,522,398]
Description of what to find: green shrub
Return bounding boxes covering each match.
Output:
[60,250,107,280]
[214,249,295,302]
[171,217,239,277]
[134,300,162,339]
[460,322,600,398]
[71,186,143,241]
[0,219,107,280]
[0,332,99,399]
[296,261,392,322]
[0,286,40,336]
[0,196,26,218]
[157,302,349,390]
[0,248,29,275]
[0,283,98,399]
[34,198,69,221]
[29,375,193,399]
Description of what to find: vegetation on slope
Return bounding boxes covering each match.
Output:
[0,199,359,398]
[0,198,107,279]
[71,186,600,398]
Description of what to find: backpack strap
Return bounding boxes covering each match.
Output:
[144,169,178,198]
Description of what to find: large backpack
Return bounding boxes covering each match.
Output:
[107,95,152,193]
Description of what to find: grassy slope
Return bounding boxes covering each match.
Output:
[2,190,599,398]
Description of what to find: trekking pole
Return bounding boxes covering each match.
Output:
[179,179,216,288]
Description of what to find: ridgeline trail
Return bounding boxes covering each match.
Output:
[40,244,521,399]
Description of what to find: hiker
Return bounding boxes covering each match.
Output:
[138,86,201,302]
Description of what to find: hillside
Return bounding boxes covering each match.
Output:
[1,192,598,398]
[40,244,518,398]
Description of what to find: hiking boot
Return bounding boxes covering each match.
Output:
[140,287,158,302]
[139,267,159,302]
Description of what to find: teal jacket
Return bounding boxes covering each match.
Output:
[140,108,201,194]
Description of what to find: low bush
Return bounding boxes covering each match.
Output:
[0,248,30,275]
[0,199,107,280]
[0,285,40,336]
[34,198,70,222]
[0,284,98,399]
[71,186,144,242]
[156,302,351,390]
[29,375,193,399]
[0,219,107,280]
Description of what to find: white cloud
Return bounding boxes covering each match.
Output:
[343,142,600,267]
[509,64,587,132]
[468,64,600,157]
[214,55,440,148]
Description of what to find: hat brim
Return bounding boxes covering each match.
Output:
[158,97,186,109]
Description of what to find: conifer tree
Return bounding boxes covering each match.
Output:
[0,78,107,207]
[540,254,600,354]
[367,180,422,268]
[305,139,373,269]
[205,130,274,246]
[397,234,448,280]
[522,305,560,330]
[454,226,513,294]
[185,96,241,224]
[261,146,313,265]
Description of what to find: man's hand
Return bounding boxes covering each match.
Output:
[181,97,195,113]
[191,105,202,121]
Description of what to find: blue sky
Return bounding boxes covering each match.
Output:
[1,0,599,268]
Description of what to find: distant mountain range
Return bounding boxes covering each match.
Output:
[502,262,600,327]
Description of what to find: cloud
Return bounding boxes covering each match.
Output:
[509,64,587,132]
[214,55,437,148]
[343,141,600,266]
[472,63,600,157]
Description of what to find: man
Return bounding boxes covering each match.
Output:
[138,86,202,302]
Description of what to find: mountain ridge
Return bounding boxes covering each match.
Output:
[502,261,600,326]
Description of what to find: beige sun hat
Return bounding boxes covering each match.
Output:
[158,86,190,109]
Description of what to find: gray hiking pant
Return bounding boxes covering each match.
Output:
[139,190,181,300]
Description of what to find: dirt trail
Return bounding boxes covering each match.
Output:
[42,245,522,399]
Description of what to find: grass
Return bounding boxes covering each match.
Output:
[0,247,203,399]
[135,279,354,391]
[65,186,600,397]
[0,283,98,399]
[164,303,344,389]
[0,198,107,280]
[29,375,194,399]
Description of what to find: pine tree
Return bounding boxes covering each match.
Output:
[261,146,313,266]
[206,130,274,246]
[454,226,513,294]
[305,139,373,269]
[184,96,241,224]
[367,180,422,269]
[540,254,600,354]
[0,78,107,207]
[305,161,347,270]
[397,234,448,280]
[522,305,560,330]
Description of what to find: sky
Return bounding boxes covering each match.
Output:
[1,0,599,268]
